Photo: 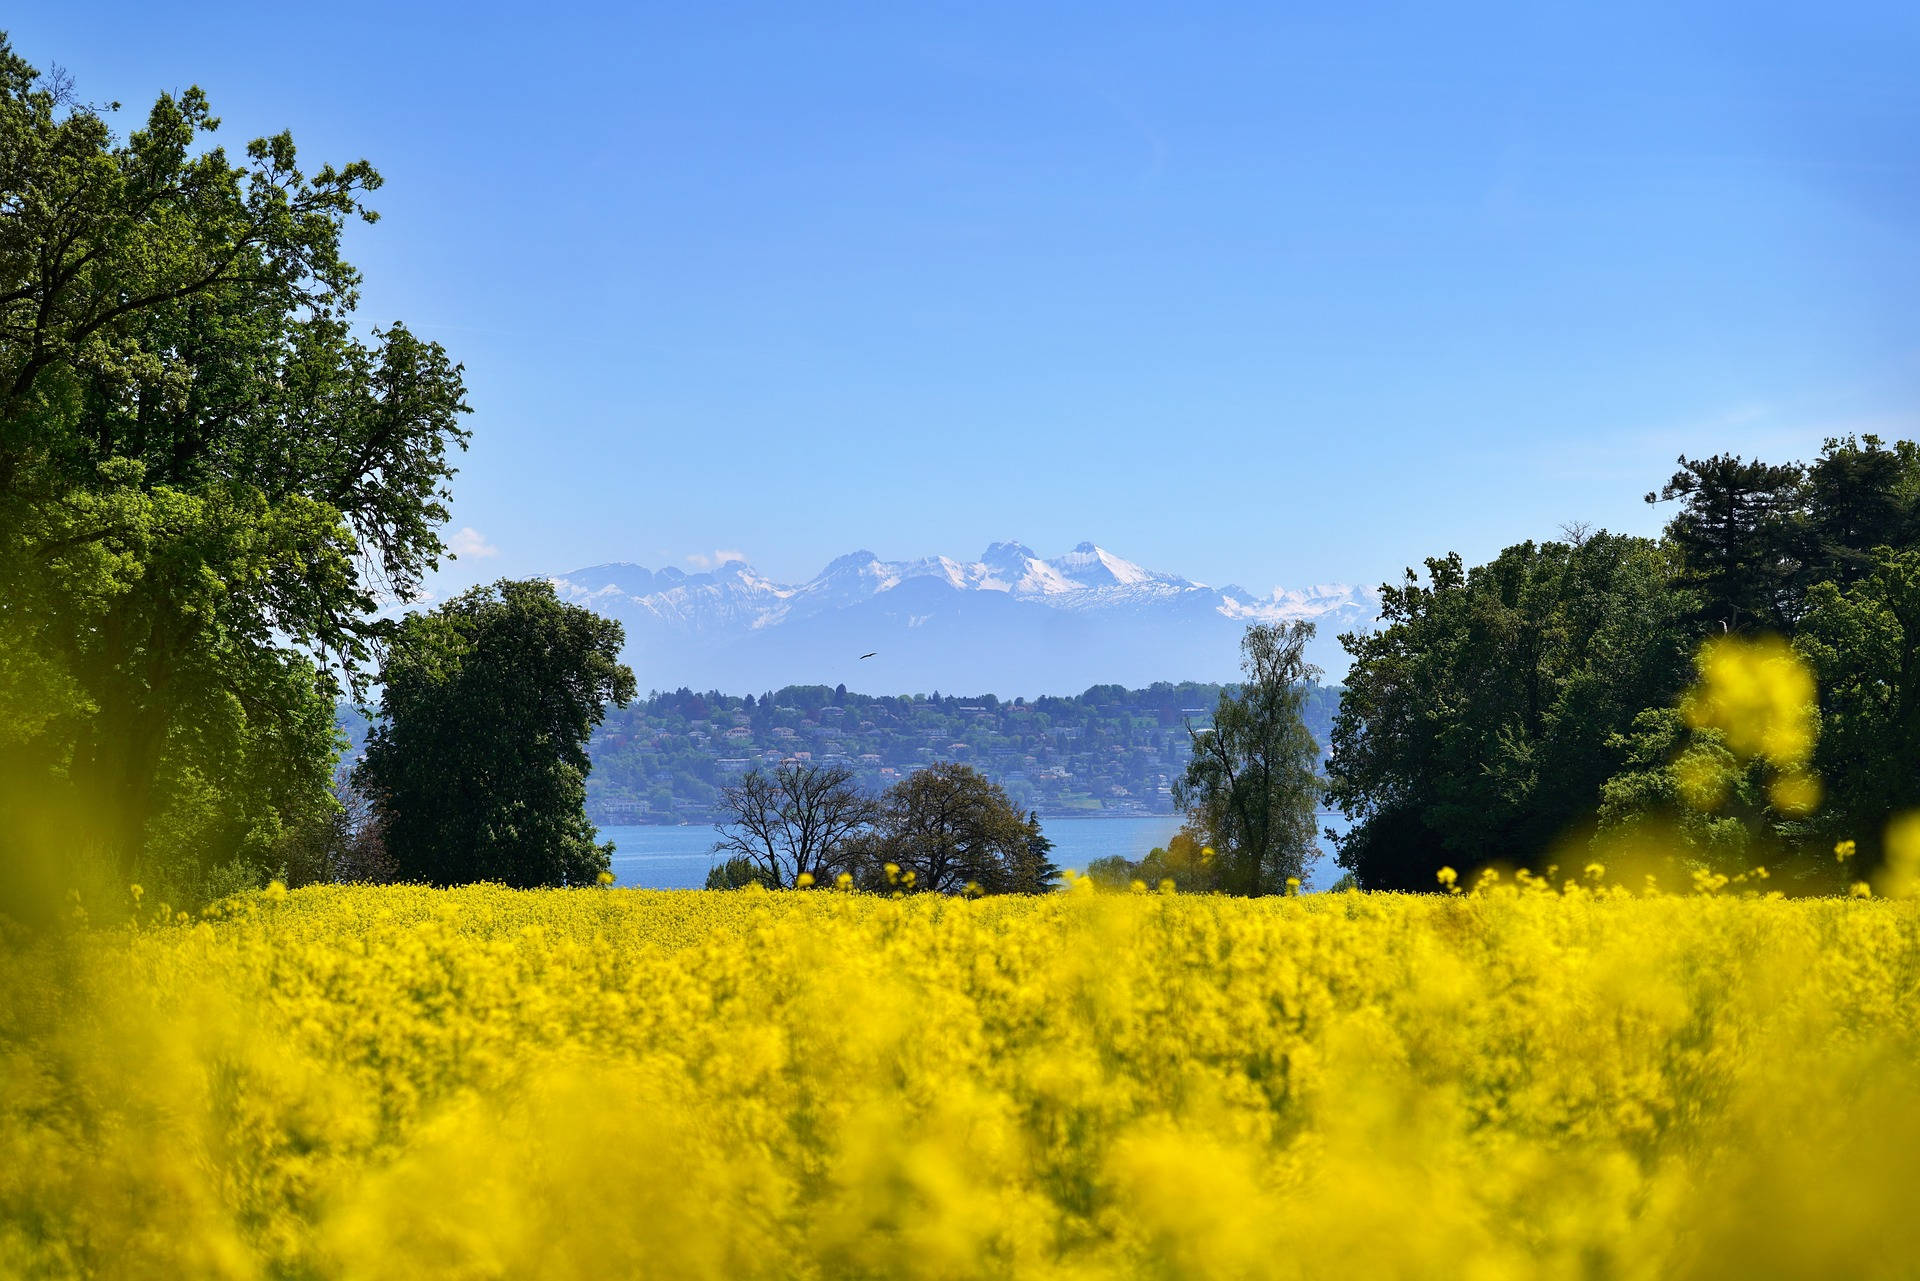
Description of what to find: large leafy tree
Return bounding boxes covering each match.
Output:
[355,580,636,888]
[0,37,469,890]
[1329,534,1695,890]
[845,762,1056,894]
[1173,621,1324,894]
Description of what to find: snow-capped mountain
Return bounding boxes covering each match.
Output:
[550,542,1377,696]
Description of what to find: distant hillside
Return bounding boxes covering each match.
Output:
[551,541,1376,696]
[583,681,1341,826]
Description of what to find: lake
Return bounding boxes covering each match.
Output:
[605,811,1350,890]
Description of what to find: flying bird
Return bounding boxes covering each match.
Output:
[859,652,878,660]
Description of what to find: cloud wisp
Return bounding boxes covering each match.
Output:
[448,527,500,559]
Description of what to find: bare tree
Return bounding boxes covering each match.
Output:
[280,778,395,886]
[712,765,877,888]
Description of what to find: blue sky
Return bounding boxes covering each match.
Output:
[16,3,1920,597]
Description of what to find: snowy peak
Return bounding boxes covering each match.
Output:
[551,542,1377,692]
[975,540,1076,596]
[556,542,1372,623]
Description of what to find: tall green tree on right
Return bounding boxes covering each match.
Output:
[1328,434,1920,889]
[1174,621,1324,894]
[1328,534,1695,890]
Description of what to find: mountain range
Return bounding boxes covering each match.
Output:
[550,542,1378,696]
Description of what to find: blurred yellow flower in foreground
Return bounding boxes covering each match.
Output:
[5,880,1920,1278]
[1683,634,1817,768]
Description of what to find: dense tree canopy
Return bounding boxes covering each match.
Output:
[844,762,1057,895]
[1797,548,1920,869]
[0,37,469,903]
[1333,436,1920,891]
[355,580,635,888]
[1329,534,1698,889]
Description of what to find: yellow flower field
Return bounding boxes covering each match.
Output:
[6,881,1920,1279]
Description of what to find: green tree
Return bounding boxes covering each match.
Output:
[355,580,636,887]
[1329,534,1695,890]
[1175,621,1323,894]
[1593,707,1778,873]
[0,39,469,897]
[1646,454,1804,631]
[1797,548,1920,876]
[847,763,1056,894]
[1801,435,1920,590]
[703,855,773,890]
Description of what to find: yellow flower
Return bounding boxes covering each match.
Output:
[1683,634,1818,768]
[795,872,815,889]
[1835,839,1857,863]
[13,849,1920,1279]
[1874,811,1920,900]
[1769,770,1822,817]
[596,870,616,886]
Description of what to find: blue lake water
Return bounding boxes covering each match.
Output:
[605,812,1349,890]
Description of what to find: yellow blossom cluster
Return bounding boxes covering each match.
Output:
[6,880,1920,1278]
[1680,634,1822,815]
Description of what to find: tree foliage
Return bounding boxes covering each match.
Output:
[0,37,469,900]
[1646,454,1804,632]
[1333,435,1920,890]
[355,580,635,888]
[1173,621,1323,894]
[1329,535,1696,889]
[843,762,1057,894]
[1797,548,1920,868]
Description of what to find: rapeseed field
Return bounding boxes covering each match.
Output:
[5,878,1920,1280]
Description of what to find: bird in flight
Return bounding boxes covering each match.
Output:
[859,652,878,660]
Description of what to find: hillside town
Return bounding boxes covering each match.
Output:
[584,682,1341,825]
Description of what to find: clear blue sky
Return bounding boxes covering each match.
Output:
[16,3,1920,597]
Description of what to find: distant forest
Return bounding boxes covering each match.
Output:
[573,683,1342,825]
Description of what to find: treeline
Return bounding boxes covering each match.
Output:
[588,680,1340,822]
[1328,440,1920,890]
[704,761,1059,894]
[707,622,1328,898]
[7,41,1910,912]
